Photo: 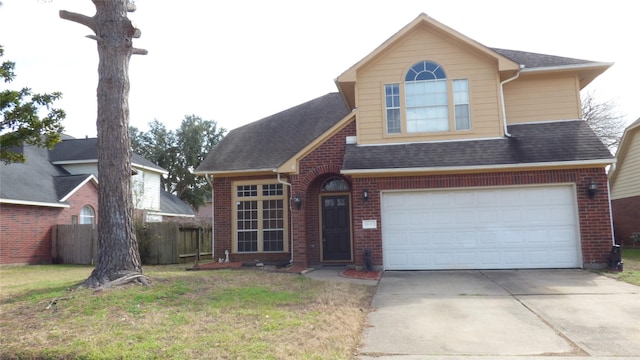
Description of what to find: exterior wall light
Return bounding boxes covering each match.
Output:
[363,189,369,201]
[587,179,598,199]
[293,195,302,210]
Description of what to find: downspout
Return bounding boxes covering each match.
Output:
[499,65,524,138]
[607,179,616,246]
[277,173,294,263]
[205,174,215,261]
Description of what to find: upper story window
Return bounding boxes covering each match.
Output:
[385,61,470,134]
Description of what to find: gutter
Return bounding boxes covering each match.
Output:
[499,66,523,138]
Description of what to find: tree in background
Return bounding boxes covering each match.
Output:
[582,91,627,150]
[60,1,148,288]
[130,115,226,210]
[0,45,65,163]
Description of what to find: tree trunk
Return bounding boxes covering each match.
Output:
[61,0,146,288]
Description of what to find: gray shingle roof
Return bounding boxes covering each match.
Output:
[50,137,165,172]
[54,174,94,200]
[159,190,194,216]
[343,121,613,171]
[195,93,350,173]
[490,48,599,68]
[1,145,71,204]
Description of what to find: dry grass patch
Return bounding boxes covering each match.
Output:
[0,264,375,359]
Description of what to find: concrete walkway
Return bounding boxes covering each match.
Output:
[357,270,640,359]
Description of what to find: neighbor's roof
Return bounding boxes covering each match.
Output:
[0,145,95,206]
[195,92,350,173]
[609,117,640,184]
[158,189,195,217]
[50,137,166,173]
[341,120,613,173]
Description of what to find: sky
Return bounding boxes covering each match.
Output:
[1,0,638,139]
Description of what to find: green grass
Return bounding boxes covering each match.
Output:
[601,248,640,286]
[0,264,375,359]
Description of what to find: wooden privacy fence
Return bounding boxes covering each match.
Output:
[52,224,98,265]
[52,223,213,265]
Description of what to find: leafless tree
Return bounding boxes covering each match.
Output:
[60,0,148,288]
[582,91,627,150]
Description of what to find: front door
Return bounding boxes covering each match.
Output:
[321,195,352,261]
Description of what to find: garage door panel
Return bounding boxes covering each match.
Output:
[382,186,581,270]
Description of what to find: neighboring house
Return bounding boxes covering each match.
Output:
[0,136,194,265]
[0,143,98,264]
[194,14,615,270]
[609,118,640,246]
[48,136,194,223]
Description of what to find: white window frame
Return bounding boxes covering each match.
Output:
[79,205,95,225]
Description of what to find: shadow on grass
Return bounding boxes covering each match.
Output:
[0,282,84,305]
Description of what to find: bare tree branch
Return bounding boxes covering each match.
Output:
[85,35,103,42]
[132,48,148,55]
[581,91,627,150]
[59,10,96,33]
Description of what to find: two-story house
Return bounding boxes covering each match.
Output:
[48,136,194,223]
[194,14,614,270]
[0,135,194,264]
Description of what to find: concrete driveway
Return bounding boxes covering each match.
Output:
[358,270,640,359]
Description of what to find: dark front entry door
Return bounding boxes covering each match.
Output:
[321,195,351,261]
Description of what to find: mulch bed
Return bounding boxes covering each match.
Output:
[189,261,307,274]
[189,261,382,280]
[341,269,382,280]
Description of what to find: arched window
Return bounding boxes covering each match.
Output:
[384,60,470,134]
[79,205,95,225]
[404,61,449,133]
[321,177,350,192]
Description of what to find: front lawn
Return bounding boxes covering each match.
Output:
[0,264,375,359]
[601,248,640,286]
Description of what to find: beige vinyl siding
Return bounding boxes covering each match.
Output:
[611,133,640,199]
[355,26,503,145]
[503,73,581,124]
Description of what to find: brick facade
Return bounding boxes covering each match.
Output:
[0,181,98,264]
[612,195,640,246]
[212,120,614,269]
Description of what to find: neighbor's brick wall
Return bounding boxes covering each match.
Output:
[349,168,613,269]
[612,195,640,246]
[0,181,98,265]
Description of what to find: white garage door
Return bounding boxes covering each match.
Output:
[381,185,581,270]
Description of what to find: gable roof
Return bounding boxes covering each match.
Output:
[55,174,98,202]
[0,145,95,207]
[342,120,613,174]
[50,137,166,174]
[609,118,640,185]
[195,92,350,174]
[335,13,611,109]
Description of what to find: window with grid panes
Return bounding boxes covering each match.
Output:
[235,182,286,253]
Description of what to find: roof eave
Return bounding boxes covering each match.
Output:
[0,198,70,208]
[341,158,616,176]
[58,174,98,202]
[193,168,277,177]
[609,121,640,182]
